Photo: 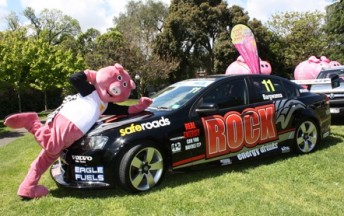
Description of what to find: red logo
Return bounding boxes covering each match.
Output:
[202,104,277,158]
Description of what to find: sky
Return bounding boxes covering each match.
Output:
[0,0,336,33]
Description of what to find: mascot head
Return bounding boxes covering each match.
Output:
[95,63,136,103]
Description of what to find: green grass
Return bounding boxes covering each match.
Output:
[0,125,343,215]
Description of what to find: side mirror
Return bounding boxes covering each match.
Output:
[196,103,219,115]
[329,74,340,88]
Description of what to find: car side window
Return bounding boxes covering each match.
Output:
[203,79,248,109]
[251,77,286,102]
[283,80,298,98]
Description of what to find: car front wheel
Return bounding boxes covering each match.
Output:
[294,119,319,154]
[117,143,165,193]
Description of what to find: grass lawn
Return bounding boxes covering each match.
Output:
[0,122,343,215]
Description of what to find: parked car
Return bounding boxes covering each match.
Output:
[309,66,344,115]
[51,74,331,193]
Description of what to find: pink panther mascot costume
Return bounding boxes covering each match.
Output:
[4,63,152,199]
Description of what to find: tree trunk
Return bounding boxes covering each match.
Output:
[14,87,22,112]
[44,91,48,111]
[17,91,22,113]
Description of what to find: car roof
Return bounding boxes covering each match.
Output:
[321,66,344,72]
[183,74,288,82]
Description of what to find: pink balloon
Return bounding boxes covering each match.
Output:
[225,56,272,75]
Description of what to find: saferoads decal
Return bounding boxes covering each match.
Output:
[202,104,277,159]
[120,116,171,136]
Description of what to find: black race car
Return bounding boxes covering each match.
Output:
[51,74,331,193]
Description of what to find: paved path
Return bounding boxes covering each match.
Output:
[0,128,27,147]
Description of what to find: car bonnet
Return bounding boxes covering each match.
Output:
[87,112,154,136]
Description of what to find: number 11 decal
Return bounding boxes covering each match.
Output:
[262,79,275,92]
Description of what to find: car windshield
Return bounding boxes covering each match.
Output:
[318,69,344,80]
[150,80,214,110]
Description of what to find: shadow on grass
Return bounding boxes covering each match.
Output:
[0,129,26,138]
[331,117,344,126]
[0,120,8,134]
[48,133,343,199]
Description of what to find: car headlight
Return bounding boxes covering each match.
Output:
[87,136,108,150]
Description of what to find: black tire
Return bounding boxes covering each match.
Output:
[294,119,319,154]
[117,143,165,193]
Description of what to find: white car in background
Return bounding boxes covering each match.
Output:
[309,66,344,115]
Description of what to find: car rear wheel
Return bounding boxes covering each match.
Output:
[117,143,165,193]
[294,119,319,154]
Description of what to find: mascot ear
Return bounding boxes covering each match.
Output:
[114,63,124,72]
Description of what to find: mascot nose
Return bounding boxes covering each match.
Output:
[110,86,121,96]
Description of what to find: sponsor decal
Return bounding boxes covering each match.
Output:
[281,146,291,153]
[237,142,278,160]
[183,122,200,138]
[185,142,201,150]
[72,155,93,163]
[299,89,309,93]
[185,137,201,150]
[120,116,170,136]
[220,158,232,166]
[262,93,283,100]
[237,149,260,160]
[185,122,196,130]
[171,142,182,153]
[202,104,277,159]
[260,142,278,153]
[170,136,184,141]
[75,166,104,181]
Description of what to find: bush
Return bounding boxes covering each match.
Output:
[0,82,63,118]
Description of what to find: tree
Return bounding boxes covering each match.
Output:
[154,0,234,82]
[28,39,85,110]
[5,12,21,31]
[323,0,344,63]
[114,0,176,95]
[214,5,250,74]
[0,29,30,112]
[23,7,81,45]
[77,28,101,56]
[267,11,327,76]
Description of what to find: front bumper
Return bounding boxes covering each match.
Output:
[329,107,344,114]
[50,160,111,189]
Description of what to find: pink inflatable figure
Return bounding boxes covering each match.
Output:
[260,60,272,75]
[294,56,338,80]
[320,56,331,64]
[225,56,271,75]
[4,63,152,199]
[321,56,341,67]
[294,56,324,80]
[330,60,341,67]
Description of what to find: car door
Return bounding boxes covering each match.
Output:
[181,77,256,164]
[248,76,301,145]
